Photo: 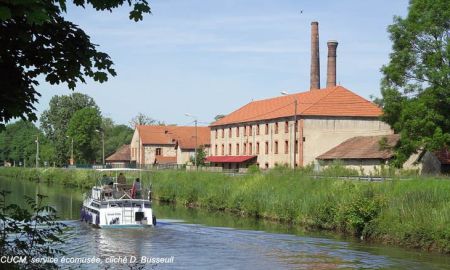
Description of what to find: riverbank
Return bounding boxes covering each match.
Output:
[1,167,449,254]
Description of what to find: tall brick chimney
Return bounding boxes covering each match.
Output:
[326,40,338,88]
[310,21,320,90]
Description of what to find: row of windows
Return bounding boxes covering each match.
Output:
[214,140,299,156]
[132,147,162,157]
[214,121,298,139]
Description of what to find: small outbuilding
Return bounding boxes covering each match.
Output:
[316,134,399,175]
[105,144,131,168]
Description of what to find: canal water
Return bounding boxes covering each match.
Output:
[1,176,449,269]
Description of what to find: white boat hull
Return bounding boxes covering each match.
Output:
[81,197,155,228]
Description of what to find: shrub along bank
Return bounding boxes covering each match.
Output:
[1,167,449,254]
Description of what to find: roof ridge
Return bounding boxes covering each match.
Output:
[299,86,339,114]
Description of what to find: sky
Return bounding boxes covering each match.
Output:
[34,0,409,127]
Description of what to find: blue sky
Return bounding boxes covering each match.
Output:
[35,0,409,126]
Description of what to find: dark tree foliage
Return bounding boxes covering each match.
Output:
[190,146,207,166]
[101,117,133,160]
[40,93,98,165]
[0,0,151,129]
[66,107,102,164]
[0,120,55,166]
[379,0,450,166]
[0,191,67,270]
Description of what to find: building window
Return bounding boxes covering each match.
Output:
[236,127,239,137]
[249,125,252,136]
[156,148,162,156]
[265,141,269,155]
[243,143,247,155]
[215,129,218,139]
[256,125,260,135]
[274,141,278,154]
[265,123,269,135]
[229,128,232,138]
[236,143,240,155]
[295,140,298,153]
[221,144,224,155]
[221,129,224,138]
[285,121,289,133]
[265,162,269,169]
[256,142,260,154]
[215,144,218,155]
[275,122,279,134]
[228,143,232,155]
[284,140,289,154]
[249,143,252,155]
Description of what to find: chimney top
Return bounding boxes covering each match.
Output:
[326,40,338,88]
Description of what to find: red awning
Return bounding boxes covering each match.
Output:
[205,156,257,163]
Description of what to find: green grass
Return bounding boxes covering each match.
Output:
[1,167,450,253]
[150,168,450,254]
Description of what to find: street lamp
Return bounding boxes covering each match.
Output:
[66,135,74,165]
[35,136,39,168]
[281,91,298,169]
[185,113,198,169]
[96,129,105,167]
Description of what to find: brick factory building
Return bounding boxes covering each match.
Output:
[206,22,392,170]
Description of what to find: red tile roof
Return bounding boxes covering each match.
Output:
[137,125,210,147]
[155,156,177,164]
[206,156,257,163]
[106,145,131,162]
[211,86,382,127]
[175,129,211,150]
[317,134,399,160]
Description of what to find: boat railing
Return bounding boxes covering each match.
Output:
[101,185,151,201]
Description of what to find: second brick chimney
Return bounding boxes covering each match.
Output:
[326,40,338,88]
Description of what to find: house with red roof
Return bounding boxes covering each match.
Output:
[130,125,210,167]
[105,144,131,168]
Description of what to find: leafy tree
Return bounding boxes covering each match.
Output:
[0,0,151,129]
[100,117,133,160]
[40,93,98,165]
[129,113,163,127]
[0,120,55,166]
[66,107,102,164]
[190,146,207,166]
[379,0,450,166]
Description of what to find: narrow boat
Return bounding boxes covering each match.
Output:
[81,168,156,228]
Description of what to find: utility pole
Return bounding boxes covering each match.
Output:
[95,129,105,168]
[35,136,39,168]
[185,113,198,170]
[67,136,74,165]
[101,131,105,167]
[194,119,198,170]
[281,91,298,169]
[293,99,298,170]
[71,137,74,165]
